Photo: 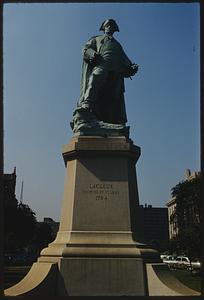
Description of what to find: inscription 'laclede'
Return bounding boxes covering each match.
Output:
[89,183,113,189]
[83,183,119,200]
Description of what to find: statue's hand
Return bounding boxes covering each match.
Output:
[90,52,103,66]
[122,63,139,78]
[131,63,139,75]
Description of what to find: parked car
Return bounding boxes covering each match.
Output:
[190,259,202,270]
[167,256,201,271]
[160,254,169,261]
[162,255,178,269]
[175,256,191,270]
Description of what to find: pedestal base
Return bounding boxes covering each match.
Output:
[58,257,147,296]
[4,136,200,296]
[5,260,199,296]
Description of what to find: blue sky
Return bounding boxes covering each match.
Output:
[3,3,200,221]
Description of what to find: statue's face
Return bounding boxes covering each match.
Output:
[104,22,115,35]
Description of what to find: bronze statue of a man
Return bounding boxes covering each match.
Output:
[71,19,138,136]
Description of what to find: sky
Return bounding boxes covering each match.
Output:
[3,3,200,222]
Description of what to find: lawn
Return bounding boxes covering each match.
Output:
[170,269,201,292]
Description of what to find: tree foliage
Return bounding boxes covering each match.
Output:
[170,176,201,259]
[4,202,37,252]
[32,222,54,253]
[5,201,55,258]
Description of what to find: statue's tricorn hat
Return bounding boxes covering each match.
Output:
[99,19,119,32]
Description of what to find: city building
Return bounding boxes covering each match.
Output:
[139,204,169,252]
[166,196,177,239]
[166,169,200,240]
[41,217,59,239]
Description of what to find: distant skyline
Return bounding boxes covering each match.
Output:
[3,3,200,221]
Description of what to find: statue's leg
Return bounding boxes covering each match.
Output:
[82,67,108,110]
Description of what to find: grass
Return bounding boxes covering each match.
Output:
[170,269,201,292]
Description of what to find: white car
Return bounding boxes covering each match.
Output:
[160,254,168,261]
[173,256,201,270]
[162,255,178,269]
[175,256,191,270]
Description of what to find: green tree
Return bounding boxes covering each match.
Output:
[33,222,54,253]
[170,176,201,259]
[4,202,37,252]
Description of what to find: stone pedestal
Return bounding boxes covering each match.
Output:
[38,136,159,296]
[39,136,158,260]
[4,136,200,296]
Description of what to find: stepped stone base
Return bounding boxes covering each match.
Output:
[5,260,199,296]
[4,136,200,296]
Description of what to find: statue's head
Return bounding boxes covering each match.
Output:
[99,19,119,34]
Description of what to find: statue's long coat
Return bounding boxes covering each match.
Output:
[78,34,133,124]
